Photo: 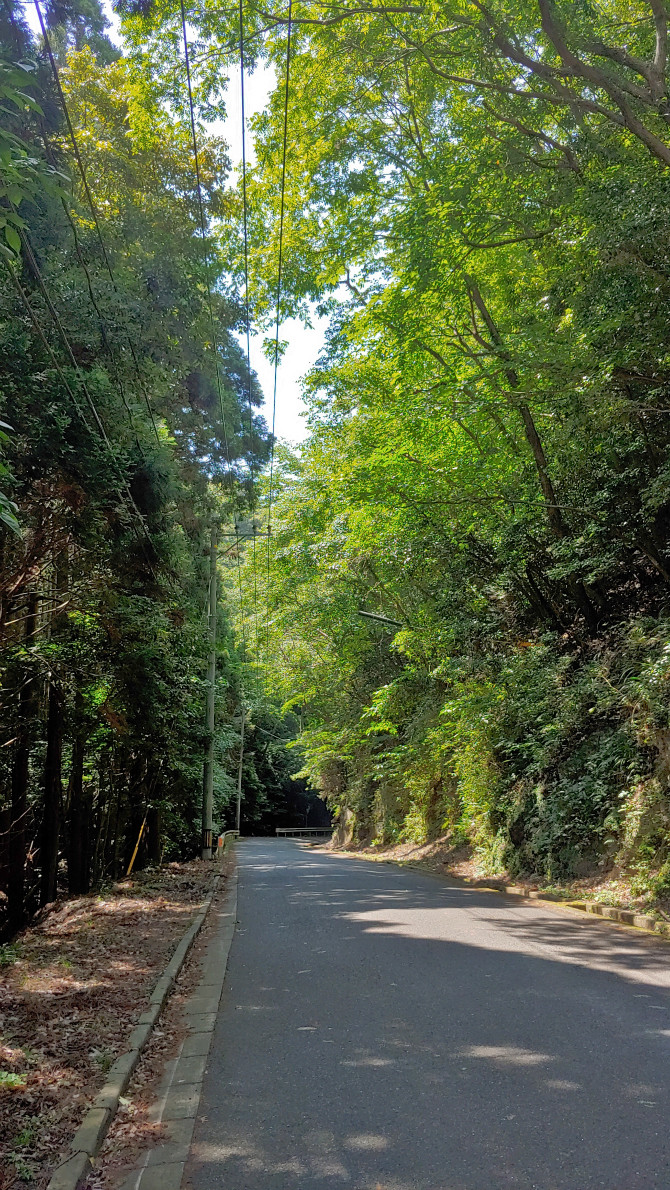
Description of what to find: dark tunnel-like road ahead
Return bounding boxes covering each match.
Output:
[186,839,670,1189]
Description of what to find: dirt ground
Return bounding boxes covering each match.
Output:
[86,861,234,1190]
[0,861,219,1190]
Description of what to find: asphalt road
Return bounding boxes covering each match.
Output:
[186,839,670,1190]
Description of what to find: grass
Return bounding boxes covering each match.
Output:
[0,1071,27,1089]
[0,942,22,967]
[90,1048,114,1073]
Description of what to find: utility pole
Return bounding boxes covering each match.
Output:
[235,707,245,835]
[201,523,217,859]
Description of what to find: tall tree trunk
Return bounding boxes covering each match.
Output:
[0,806,10,901]
[8,594,38,933]
[468,280,568,536]
[41,681,63,906]
[467,279,600,628]
[91,762,110,887]
[516,404,567,540]
[40,548,68,907]
[146,805,160,864]
[67,726,87,895]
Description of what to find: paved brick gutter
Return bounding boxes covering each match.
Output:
[117,868,239,1190]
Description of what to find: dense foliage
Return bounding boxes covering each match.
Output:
[221,0,670,896]
[6,0,670,926]
[0,0,319,937]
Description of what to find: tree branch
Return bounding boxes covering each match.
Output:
[482,102,582,173]
[650,0,668,77]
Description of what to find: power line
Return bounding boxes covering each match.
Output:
[34,0,112,277]
[239,0,254,456]
[179,0,233,469]
[235,525,249,660]
[238,0,260,669]
[11,0,254,611]
[3,253,157,572]
[6,233,157,574]
[33,0,162,446]
[180,0,257,698]
[17,232,121,452]
[6,1,158,575]
[3,259,94,435]
[265,0,293,662]
[34,173,151,463]
[33,0,255,616]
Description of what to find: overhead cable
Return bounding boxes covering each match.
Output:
[265,0,293,660]
[238,0,260,668]
[179,0,232,467]
[3,254,157,572]
[180,0,253,684]
[33,0,161,443]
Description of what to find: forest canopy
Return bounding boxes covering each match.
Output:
[0,0,323,936]
[226,0,670,894]
[4,0,670,927]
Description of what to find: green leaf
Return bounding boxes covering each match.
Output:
[0,493,20,536]
[4,224,21,253]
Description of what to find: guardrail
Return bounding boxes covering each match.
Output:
[275,826,332,838]
[217,830,239,854]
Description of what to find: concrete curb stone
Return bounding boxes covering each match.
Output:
[149,975,174,1006]
[45,845,233,1190]
[125,1021,154,1054]
[46,1152,91,1190]
[94,1049,138,1110]
[566,898,669,935]
[117,864,239,1190]
[69,1109,110,1157]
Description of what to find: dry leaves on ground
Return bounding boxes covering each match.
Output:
[88,859,234,1190]
[0,861,216,1190]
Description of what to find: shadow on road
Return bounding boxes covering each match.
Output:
[188,840,670,1190]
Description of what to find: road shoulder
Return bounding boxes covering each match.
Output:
[326,843,670,946]
[90,865,238,1190]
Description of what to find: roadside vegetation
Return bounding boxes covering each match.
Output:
[0,0,321,943]
[222,0,670,910]
[4,0,670,1010]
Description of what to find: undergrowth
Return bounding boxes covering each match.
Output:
[315,616,670,904]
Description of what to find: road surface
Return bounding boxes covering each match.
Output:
[186,838,670,1189]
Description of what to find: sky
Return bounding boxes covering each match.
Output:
[222,58,328,445]
[22,0,327,445]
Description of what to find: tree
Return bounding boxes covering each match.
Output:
[220,0,670,884]
[0,0,280,931]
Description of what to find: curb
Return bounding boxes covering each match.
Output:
[118,861,239,1189]
[332,849,670,942]
[46,844,234,1190]
[453,874,670,938]
[563,898,670,936]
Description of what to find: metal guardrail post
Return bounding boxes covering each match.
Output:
[216,829,239,855]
